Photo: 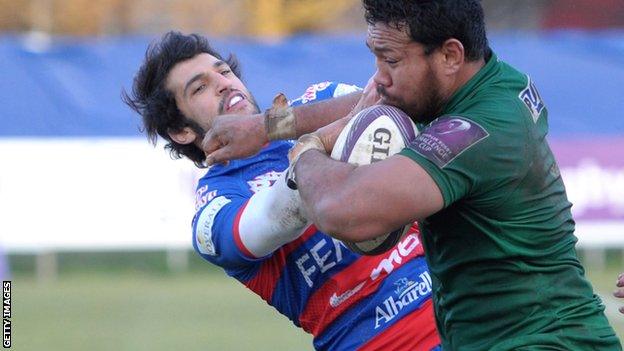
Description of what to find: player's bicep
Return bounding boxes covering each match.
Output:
[355,154,443,227]
[399,114,529,208]
[326,155,443,241]
[237,171,308,257]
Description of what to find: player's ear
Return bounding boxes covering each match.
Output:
[168,127,197,145]
[439,38,464,75]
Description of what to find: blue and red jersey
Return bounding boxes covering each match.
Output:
[191,82,440,350]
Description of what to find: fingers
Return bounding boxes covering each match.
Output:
[364,75,376,92]
[203,129,229,166]
[317,117,349,153]
[351,76,382,116]
[206,148,230,166]
[202,113,267,165]
[201,129,222,156]
[289,134,325,163]
[287,140,307,163]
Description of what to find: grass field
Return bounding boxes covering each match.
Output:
[11,271,312,351]
[7,254,624,350]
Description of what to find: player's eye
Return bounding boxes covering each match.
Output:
[385,58,399,66]
[193,84,206,95]
[220,69,231,76]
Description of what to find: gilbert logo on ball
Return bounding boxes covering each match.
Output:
[330,105,419,255]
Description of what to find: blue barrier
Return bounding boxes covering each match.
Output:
[0,31,622,137]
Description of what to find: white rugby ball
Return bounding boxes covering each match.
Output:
[331,104,419,256]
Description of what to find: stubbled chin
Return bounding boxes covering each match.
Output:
[380,97,402,110]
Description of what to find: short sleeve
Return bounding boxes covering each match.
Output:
[399,114,530,209]
[289,82,361,106]
[192,177,268,273]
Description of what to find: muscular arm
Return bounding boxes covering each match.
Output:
[194,170,310,266]
[236,171,308,257]
[291,91,362,136]
[294,151,444,242]
[203,91,362,164]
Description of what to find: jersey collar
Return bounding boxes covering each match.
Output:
[442,50,499,115]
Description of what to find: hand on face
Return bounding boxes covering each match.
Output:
[293,78,379,157]
[308,76,380,154]
[202,113,268,166]
[312,116,351,154]
[347,76,382,119]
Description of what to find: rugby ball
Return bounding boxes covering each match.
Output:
[330,105,418,255]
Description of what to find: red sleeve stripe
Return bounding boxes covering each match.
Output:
[299,232,425,336]
[358,299,440,351]
[244,225,317,303]
[232,200,257,259]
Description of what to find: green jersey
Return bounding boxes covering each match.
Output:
[399,52,620,350]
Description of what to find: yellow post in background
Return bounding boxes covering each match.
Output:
[249,0,359,38]
[251,0,285,37]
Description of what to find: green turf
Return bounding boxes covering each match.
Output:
[584,265,624,343]
[10,272,313,351]
[7,258,624,350]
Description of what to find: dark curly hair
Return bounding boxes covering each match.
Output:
[362,0,489,61]
[122,31,241,168]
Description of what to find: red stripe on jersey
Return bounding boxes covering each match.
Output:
[232,201,256,259]
[299,230,425,336]
[358,299,439,351]
[244,225,317,303]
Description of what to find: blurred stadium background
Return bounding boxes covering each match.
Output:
[0,0,623,350]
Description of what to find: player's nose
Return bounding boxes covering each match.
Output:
[214,72,232,96]
[372,68,391,88]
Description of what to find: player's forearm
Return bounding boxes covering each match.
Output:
[295,150,385,242]
[291,91,361,137]
[204,91,362,165]
[237,172,308,257]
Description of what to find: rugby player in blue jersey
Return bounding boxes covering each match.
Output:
[123,31,440,350]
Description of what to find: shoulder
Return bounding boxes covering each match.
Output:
[290,82,361,106]
[479,59,547,126]
[194,172,244,211]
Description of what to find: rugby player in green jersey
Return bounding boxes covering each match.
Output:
[201,0,621,349]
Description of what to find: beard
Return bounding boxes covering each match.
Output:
[183,89,262,144]
[247,93,261,114]
[185,118,208,141]
[377,69,445,125]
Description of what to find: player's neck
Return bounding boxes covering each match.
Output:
[455,58,486,91]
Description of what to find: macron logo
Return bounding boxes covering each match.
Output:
[327,234,421,308]
[329,282,366,308]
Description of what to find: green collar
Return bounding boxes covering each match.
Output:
[442,51,499,114]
